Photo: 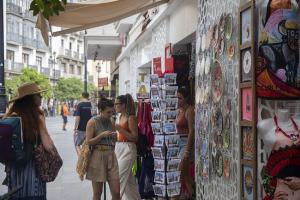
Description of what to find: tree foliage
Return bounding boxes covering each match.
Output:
[54,77,97,101]
[29,0,67,20]
[6,68,53,100]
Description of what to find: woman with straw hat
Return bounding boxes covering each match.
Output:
[4,82,56,200]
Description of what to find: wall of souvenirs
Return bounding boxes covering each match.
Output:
[196,0,300,199]
[195,0,240,199]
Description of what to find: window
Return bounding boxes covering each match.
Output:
[69,42,72,51]
[22,53,29,66]
[77,66,81,75]
[61,39,64,48]
[62,63,67,73]
[36,56,42,68]
[69,64,74,74]
[6,50,14,62]
[77,44,80,53]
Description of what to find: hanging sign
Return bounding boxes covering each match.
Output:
[153,57,163,77]
[98,77,108,88]
[165,43,174,73]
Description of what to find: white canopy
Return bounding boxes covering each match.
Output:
[36,0,169,45]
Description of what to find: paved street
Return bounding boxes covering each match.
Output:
[1,116,111,200]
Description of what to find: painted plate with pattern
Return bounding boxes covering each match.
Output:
[224,14,233,40]
[211,61,224,103]
[215,150,223,177]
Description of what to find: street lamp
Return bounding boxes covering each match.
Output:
[96,62,101,99]
[53,51,56,84]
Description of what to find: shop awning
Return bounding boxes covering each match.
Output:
[36,0,169,45]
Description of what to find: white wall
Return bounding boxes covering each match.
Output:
[169,0,197,44]
[118,58,130,95]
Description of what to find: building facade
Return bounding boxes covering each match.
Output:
[5,0,51,79]
[116,0,197,99]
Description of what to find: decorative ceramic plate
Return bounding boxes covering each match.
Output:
[223,158,230,179]
[201,139,208,157]
[204,55,211,75]
[224,14,233,40]
[218,38,225,55]
[228,44,235,58]
[196,37,201,54]
[212,24,219,49]
[215,150,223,177]
[200,57,205,76]
[243,50,251,74]
[244,166,254,196]
[211,61,224,103]
[201,33,207,52]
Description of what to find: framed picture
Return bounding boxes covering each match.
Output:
[151,147,165,159]
[243,165,254,199]
[167,159,180,171]
[166,171,181,184]
[150,86,160,98]
[151,122,162,134]
[153,184,166,197]
[167,147,180,159]
[240,7,252,45]
[165,135,180,147]
[154,171,165,184]
[154,135,165,147]
[154,159,165,171]
[151,99,160,110]
[151,111,162,122]
[241,49,252,82]
[163,122,177,134]
[164,73,177,85]
[165,98,178,110]
[242,87,252,121]
[167,183,181,197]
[242,127,254,160]
[150,74,160,85]
[164,110,178,122]
[164,86,178,98]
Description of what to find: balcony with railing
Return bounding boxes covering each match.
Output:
[53,70,61,79]
[65,49,71,57]
[73,51,79,59]
[36,40,49,51]
[23,37,37,48]
[6,32,23,44]
[4,60,24,73]
[41,67,50,76]
[28,65,38,71]
[23,11,37,22]
[6,2,22,16]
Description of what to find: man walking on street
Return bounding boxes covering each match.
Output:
[74,92,92,155]
[61,102,69,131]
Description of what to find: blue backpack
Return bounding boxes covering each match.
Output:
[0,117,27,164]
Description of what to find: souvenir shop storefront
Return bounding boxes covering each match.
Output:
[194,0,300,200]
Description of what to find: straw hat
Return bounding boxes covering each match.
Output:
[9,83,48,103]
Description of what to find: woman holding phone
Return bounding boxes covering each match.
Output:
[85,98,120,200]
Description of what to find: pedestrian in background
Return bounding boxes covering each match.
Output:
[4,83,55,199]
[175,87,195,200]
[85,98,120,200]
[114,94,141,200]
[74,92,92,155]
[61,102,69,131]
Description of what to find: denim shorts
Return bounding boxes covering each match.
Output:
[74,130,86,146]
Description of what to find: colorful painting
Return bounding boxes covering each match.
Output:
[243,166,254,199]
[256,0,300,99]
[242,127,254,160]
[242,88,253,121]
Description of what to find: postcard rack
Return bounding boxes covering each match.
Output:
[150,73,182,199]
